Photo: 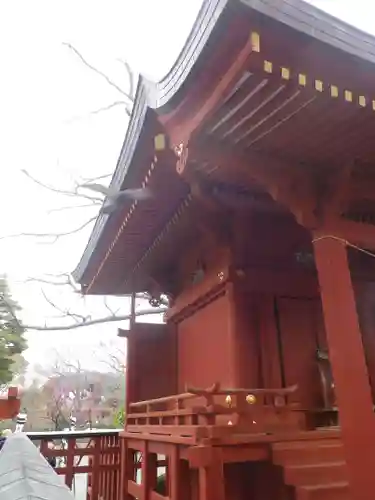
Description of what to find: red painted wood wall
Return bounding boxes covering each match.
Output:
[354,281,375,400]
[127,212,375,413]
[177,293,236,390]
[127,323,177,404]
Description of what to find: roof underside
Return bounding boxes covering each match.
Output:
[73,0,375,294]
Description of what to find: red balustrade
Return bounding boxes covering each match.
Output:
[28,429,121,500]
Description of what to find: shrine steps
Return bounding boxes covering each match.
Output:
[272,439,350,500]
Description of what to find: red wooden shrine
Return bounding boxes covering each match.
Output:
[73,1,375,498]
[0,387,21,420]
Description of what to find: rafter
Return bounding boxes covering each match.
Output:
[186,139,318,227]
[166,32,260,147]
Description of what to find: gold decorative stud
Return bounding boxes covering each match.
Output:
[218,271,225,282]
[330,85,338,98]
[225,395,232,407]
[251,32,260,53]
[264,60,272,73]
[246,394,257,405]
[315,80,323,92]
[298,74,306,86]
[281,67,290,80]
[359,96,366,107]
[154,134,166,151]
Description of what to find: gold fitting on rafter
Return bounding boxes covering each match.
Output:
[298,74,306,86]
[330,85,338,98]
[345,90,353,102]
[359,96,366,107]
[251,32,260,53]
[264,60,272,73]
[315,80,323,92]
[281,67,290,80]
[225,395,232,407]
[154,134,166,151]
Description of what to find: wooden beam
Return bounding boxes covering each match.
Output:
[313,235,375,500]
[188,140,318,227]
[167,33,258,147]
[323,165,354,222]
[348,181,375,203]
[198,448,226,500]
[316,218,375,250]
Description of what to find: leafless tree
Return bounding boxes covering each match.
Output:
[0,44,166,332]
[95,340,125,374]
[0,43,137,244]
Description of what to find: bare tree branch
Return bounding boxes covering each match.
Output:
[65,101,130,124]
[96,342,125,374]
[80,173,113,184]
[21,308,166,331]
[63,42,134,116]
[0,216,98,243]
[9,48,154,336]
[103,297,120,317]
[25,277,69,287]
[40,290,88,324]
[47,203,97,214]
[21,169,103,204]
[117,59,135,99]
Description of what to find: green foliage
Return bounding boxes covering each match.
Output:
[0,276,27,385]
[113,407,125,428]
[155,474,166,495]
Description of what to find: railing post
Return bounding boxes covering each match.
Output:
[120,437,136,500]
[141,441,157,500]
[198,449,225,500]
[90,436,102,499]
[65,437,76,489]
[169,445,191,500]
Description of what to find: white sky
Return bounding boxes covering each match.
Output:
[0,0,372,373]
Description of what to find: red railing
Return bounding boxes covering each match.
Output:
[27,429,121,500]
[126,383,300,443]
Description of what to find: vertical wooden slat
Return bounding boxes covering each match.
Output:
[198,450,225,500]
[169,446,180,500]
[65,437,76,489]
[102,436,107,499]
[141,441,157,500]
[120,438,128,499]
[90,436,101,500]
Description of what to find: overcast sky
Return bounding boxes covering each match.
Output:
[0,0,372,373]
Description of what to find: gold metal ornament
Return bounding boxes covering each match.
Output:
[246,394,257,405]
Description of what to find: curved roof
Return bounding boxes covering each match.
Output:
[0,433,74,499]
[73,0,375,289]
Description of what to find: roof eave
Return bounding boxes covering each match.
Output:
[72,0,375,288]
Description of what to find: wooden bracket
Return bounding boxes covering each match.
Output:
[187,446,223,469]
[320,164,354,224]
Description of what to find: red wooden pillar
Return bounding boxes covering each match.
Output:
[314,235,375,499]
[198,450,225,500]
[141,442,157,500]
[125,292,137,416]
